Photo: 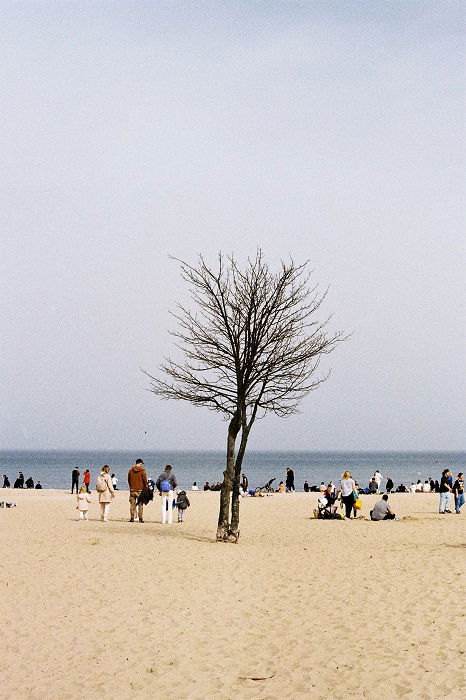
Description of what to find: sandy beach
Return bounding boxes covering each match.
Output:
[0,488,464,699]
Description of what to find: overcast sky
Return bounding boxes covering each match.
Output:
[1,1,464,451]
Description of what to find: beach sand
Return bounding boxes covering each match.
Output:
[0,488,464,699]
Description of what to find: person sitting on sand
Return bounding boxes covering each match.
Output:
[386,476,394,493]
[3,475,10,488]
[415,480,423,492]
[369,477,378,494]
[35,481,42,489]
[25,477,34,489]
[396,483,407,493]
[370,494,396,521]
[191,482,199,491]
[303,480,309,492]
[277,481,286,493]
[324,484,336,505]
[319,482,326,492]
[203,481,210,491]
[422,480,431,492]
[77,485,91,520]
[409,483,416,493]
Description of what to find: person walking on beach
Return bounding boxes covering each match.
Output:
[453,473,464,515]
[83,470,91,493]
[286,468,295,492]
[439,469,453,514]
[96,465,114,522]
[128,459,148,523]
[71,467,80,494]
[156,465,177,524]
[76,485,91,520]
[370,494,396,521]
[176,490,190,522]
[111,473,118,490]
[339,470,358,519]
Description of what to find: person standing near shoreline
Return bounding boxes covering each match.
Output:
[439,469,453,514]
[156,465,177,524]
[374,470,383,494]
[452,473,464,515]
[286,468,295,492]
[83,470,91,493]
[339,470,358,520]
[71,467,80,494]
[128,459,148,523]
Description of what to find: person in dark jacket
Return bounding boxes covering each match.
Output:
[286,468,295,492]
[14,472,24,488]
[128,459,148,522]
[176,491,190,522]
[71,467,80,494]
[386,476,394,493]
[3,475,10,488]
[35,481,43,489]
[25,477,34,489]
[303,480,310,492]
[156,465,178,525]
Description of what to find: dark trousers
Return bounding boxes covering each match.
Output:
[71,480,79,494]
[342,494,354,518]
[85,484,90,493]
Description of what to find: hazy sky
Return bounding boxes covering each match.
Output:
[1,1,464,451]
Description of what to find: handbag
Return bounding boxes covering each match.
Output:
[354,497,362,510]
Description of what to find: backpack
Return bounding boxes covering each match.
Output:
[160,478,172,492]
[96,474,107,493]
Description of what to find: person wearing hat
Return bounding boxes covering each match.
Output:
[127,459,148,522]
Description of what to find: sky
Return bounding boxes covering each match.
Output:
[0,1,464,451]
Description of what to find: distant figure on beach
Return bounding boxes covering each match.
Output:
[396,483,407,493]
[339,471,358,519]
[369,477,378,494]
[415,480,423,492]
[35,481,42,489]
[156,465,177,525]
[439,469,453,514]
[176,490,190,522]
[71,468,80,494]
[203,481,210,491]
[77,485,91,520]
[3,475,10,488]
[83,470,91,493]
[96,466,114,522]
[111,473,118,490]
[25,477,34,489]
[14,472,24,489]
[374,470,383,493]
[370,494,396,521]
[277,481,286,493]
[191,482,199,491]
[286,468,295,492]
[128,459,148,523]
[453,473,464,514]
[241,474,248,491]
[409,483,416,493]
[422,480,431,492]
[386,476,394,493]
[429,477,435,492]
[303,480,309,492]
[319,482,326,492]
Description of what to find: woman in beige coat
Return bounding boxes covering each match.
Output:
[97,465,115,522]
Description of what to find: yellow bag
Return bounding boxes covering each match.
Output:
[354,497,362,510]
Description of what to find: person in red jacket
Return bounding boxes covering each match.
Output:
[127,459,148,522]
[83,470,91,493]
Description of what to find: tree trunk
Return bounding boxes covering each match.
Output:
[216,413,240,541]
[229,427,250,539]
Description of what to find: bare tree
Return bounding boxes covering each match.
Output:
[143,250,346,541]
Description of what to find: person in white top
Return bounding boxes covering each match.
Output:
[409,483,417,493]
[191,482,199,491]
[422,480,431,492]
[339,470,358,519]
[374,470,383,494]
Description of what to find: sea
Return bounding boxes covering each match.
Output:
[1,450,464,491]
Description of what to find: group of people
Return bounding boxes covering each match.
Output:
[71,467,119,494]
[2,473,42,489]
[76,459,191,524]
[202,481,222,491]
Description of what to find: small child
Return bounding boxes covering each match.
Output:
[77,485,91,520]
[176,491,190,522]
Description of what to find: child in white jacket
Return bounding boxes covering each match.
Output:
[77,485,91,520]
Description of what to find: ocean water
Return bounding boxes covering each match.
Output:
[0,450,464,491]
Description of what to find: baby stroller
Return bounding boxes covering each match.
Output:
[315,493,343,519]
[255,478,276,493]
